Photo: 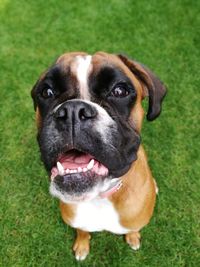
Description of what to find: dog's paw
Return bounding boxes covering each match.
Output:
[125,232,141,251]
[73,236,90,261]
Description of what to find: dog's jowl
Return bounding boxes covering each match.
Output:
[31,52,166,261]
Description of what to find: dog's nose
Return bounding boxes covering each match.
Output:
[54,100,97,123]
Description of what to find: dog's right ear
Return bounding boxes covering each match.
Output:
[31,80,39,111]
[31,69,47,111]
[31,79,44,129]
[118,54,167,121]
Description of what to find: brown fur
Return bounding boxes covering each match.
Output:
[111,146,156,230]
[35,107,42,129]
[60,201,75,226]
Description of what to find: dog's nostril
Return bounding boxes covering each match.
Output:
[56,108,67,119]
[79,108,87,120]
[78,107,97,120]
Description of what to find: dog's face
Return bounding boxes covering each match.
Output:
[31,52,166,203]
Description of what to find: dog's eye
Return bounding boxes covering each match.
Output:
[42,88,54,98]
[110,84,130,98]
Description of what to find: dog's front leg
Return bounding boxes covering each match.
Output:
[73,229,91,261]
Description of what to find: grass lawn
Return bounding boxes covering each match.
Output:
[0,0,199,266]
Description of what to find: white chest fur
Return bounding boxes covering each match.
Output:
[71,198,130,234]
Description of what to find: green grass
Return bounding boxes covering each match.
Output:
[0,0,199,266]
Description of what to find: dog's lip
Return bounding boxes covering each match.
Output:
[51,149,109,179]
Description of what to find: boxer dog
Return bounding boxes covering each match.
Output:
[31,52,166,261]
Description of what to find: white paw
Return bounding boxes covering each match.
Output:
[131,243,140,250]
[75,251,88,261]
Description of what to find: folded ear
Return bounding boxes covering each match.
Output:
[118,54,167,121]
[31,81,39,111]
[31,69,47,111]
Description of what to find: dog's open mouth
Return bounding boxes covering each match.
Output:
[51,149,109,180]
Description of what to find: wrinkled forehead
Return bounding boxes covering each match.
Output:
[47,52,134,99]
[55,52,136,83]
[55,51,125,72]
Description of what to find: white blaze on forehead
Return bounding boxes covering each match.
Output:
[73,55,92,100]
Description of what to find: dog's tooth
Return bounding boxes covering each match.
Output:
[83,167,87,172]
[70,169,77,173]
[78,167,82,173]
[87,159,94,170]
[65,169,69,174]
[57,161,65,175]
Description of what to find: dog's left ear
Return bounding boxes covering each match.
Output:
[118,54,167,121]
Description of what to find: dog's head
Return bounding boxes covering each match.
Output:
[31,52,166,203]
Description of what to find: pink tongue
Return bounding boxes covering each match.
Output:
[59,153,93,169]
[51,151,109,178]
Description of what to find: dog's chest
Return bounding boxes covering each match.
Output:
[71,198,130,234]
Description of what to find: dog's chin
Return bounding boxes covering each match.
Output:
[50,175,121,203]
[49,182,99,203]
